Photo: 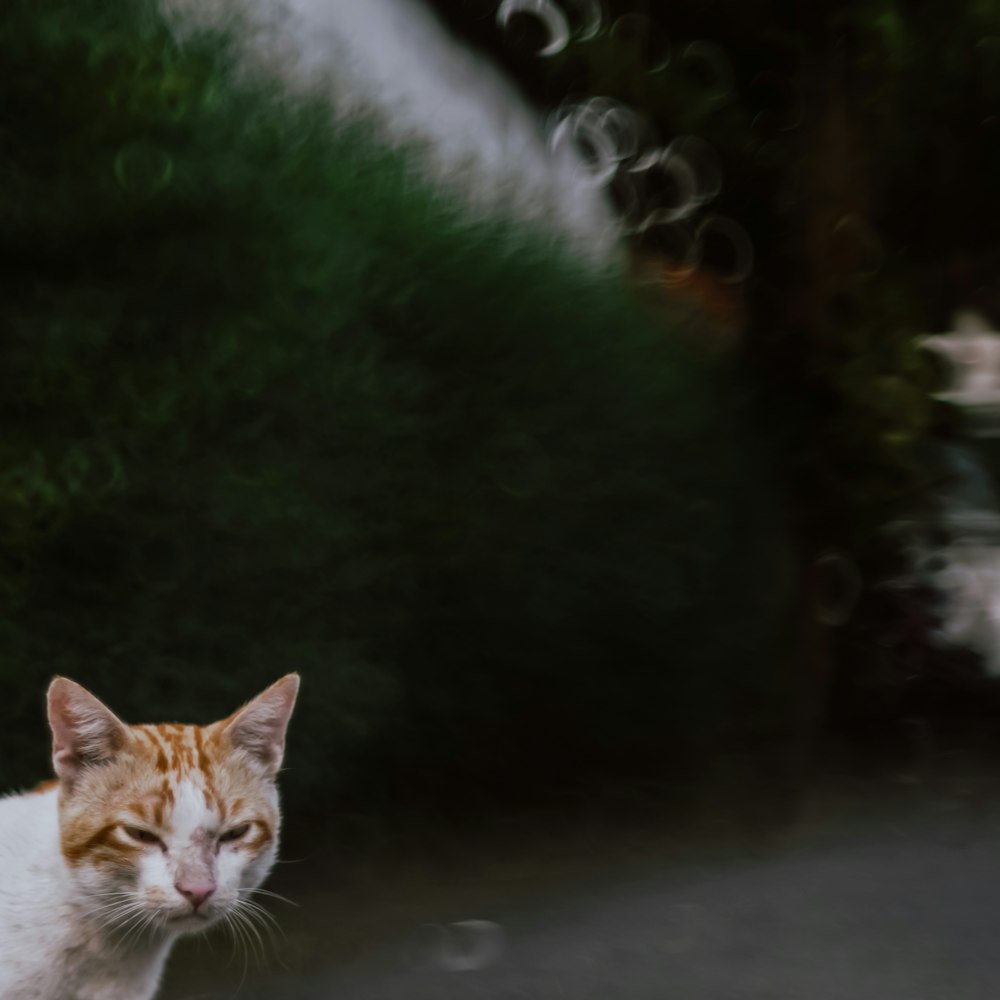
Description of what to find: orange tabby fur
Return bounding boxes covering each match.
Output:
[0,674,299,1000]
[59,715,278,874]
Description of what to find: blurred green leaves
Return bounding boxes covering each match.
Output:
[0,0,786,810]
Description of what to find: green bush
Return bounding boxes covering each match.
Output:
[0,0,788,814]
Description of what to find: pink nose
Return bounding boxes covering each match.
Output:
[175,881,216,911]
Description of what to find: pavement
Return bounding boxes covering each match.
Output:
[161,765,1000,999]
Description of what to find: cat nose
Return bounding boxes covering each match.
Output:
[175,880,216,911]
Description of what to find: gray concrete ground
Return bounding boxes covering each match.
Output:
[161,764,1000,999]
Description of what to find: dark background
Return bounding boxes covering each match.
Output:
[4,0,1000,845]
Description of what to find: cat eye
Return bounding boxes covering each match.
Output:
[123,826,162,847]
[218,823,250,844]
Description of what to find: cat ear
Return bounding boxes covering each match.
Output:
[221,674,299,779]
[47,678,129,787]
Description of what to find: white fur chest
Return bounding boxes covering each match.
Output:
[0,788,170,1000]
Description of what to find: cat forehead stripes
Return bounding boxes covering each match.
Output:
[132,723,216,775]
[123,727,223,824]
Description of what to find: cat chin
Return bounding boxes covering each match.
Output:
[163,909,221,935]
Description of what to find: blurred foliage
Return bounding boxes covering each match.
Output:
[0,0,789,814]
[433,0,1000,537]
[430,0,1000,711]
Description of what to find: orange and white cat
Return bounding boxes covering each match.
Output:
[0,674,299,1000]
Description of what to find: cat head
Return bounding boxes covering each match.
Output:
[47,674,299,937]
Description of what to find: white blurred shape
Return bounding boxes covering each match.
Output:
[631,149,699,223]
[915,442,1000,676]
[569,0,604,41]
[923,311,1000,431]
[921,541,1000,676]
[549,98,631,188]
[900,310,1000,675]
[497,0,571,57]
[163,0,620,263]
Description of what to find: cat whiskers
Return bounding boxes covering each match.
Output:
[240,885,299,908]
[218,907,252,992]
[217,890,287,978]
[86,894,164,957]
[86,891,143,931]
[114,908,161,956]
[240,886,291,945]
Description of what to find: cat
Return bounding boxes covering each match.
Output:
[0,674,299,1000]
